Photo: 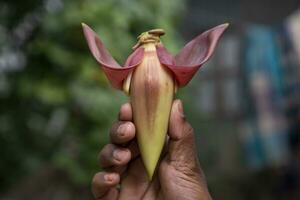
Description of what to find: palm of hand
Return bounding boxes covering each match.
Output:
[118,155,162,199]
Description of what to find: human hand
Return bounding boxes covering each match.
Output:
[92,100,212,200]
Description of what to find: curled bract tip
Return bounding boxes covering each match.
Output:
[157,23,228,87]
[82,23,144,90]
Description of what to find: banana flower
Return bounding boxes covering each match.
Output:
[82,23,228,180]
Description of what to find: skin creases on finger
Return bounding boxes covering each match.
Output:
[110,121,136,145]
[99,144,132,168]
[99,141,141,176]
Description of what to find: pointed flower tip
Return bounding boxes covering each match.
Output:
[146,167,155,181]
[148,174,154,181]
[220,23,229,33]
[81,23,96,35]
[222,23,230,30]
[214,23,229,33]
[223,23,230,27]
[81,23,92,35]
[208,23,229,39]
[81,22,88,28]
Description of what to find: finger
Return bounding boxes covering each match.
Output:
[99,141,140,168]
[118,103,132,121]
[168,99,192,141]
[161,100,211,199]
[92,172,119,200]
[167,99,198,165]
[110,121,135,144]
[99,144,131,168]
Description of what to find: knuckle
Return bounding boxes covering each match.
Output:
[98,152,105,165]
[98,144,115,165]
[92,172,103,186]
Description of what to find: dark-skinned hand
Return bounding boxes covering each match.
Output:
[92,100,212,200]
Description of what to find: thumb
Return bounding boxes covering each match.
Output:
[167,99,199,166]
[159,100,211,199]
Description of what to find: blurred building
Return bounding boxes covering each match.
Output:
[182,1,300,199]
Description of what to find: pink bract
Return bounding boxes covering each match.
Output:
[82,23,228,89]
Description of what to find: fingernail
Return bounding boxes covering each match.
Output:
[113,149,127,161]
[117,123,128,137]
[104,174,114,182]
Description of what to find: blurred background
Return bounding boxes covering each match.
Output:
[1,0,300,199]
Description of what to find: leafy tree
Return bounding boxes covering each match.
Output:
[0,0,185,192]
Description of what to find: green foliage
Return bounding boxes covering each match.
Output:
[0,0,185,191]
